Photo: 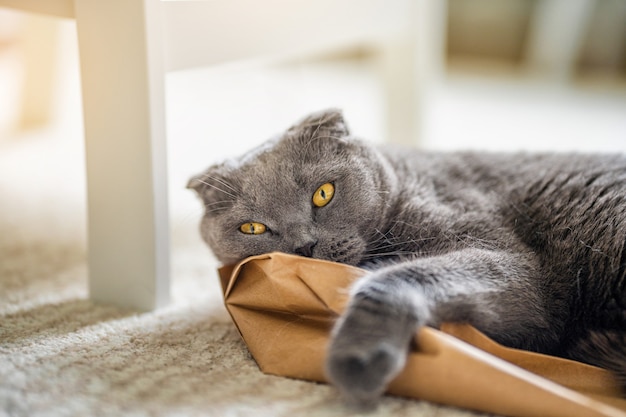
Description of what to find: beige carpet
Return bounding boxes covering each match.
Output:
[0,135,488,417]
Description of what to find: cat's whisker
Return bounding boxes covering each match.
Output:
[302,132,347,156]
[200,174,239,194]
[204,199,234,207]
[365,236,438,255]
[204,205,232,211]
[359,250,419,260]
[204,200,235,214]
[196,179,238,199]
[366,229,392,243]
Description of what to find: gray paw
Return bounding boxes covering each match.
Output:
[324,277,424,405]
[326,340,406,405]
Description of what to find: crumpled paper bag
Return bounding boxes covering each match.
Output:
[218,252,626,417]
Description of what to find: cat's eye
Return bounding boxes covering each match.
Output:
[239,222,267,235]
[312,182,335,207]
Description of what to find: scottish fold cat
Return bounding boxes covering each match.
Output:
[189,109,626,403]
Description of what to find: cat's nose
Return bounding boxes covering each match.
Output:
[294,241,317,258]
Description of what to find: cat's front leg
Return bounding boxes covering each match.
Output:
[325,271,430,405]
[325,248,549,404]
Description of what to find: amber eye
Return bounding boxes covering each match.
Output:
[239,222,267,235]
[312,182,335,207]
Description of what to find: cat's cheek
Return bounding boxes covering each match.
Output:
[317,235,366,265]
[198,217,215,249]
[199,217,247,264]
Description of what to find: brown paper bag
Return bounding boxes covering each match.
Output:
[219,252,626,417]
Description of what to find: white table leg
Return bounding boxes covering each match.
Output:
[526,0,595,82]
[18,15,60,129]
[74,0,169,310]
[378,0,446,146]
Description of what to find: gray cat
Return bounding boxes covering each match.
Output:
[188,109,626,404]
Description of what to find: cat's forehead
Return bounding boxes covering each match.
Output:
[231,150,333,210]
[226,138,306,182]
[217,132,360,202]
[232,165,309,221]
[239,157,302,194]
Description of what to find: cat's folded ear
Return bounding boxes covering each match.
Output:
[288,108,350,139]
[187,165,239,213]
[186,172,205,194]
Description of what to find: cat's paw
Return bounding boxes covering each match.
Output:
[324,274,425,405]
[325,339,406,406]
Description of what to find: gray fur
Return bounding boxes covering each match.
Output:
[189,109,626,403]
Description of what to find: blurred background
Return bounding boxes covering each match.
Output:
[1,0,625,252]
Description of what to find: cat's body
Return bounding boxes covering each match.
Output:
[189,109,626,403]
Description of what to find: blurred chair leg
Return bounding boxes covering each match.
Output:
[378,40,420,146]
[74,0,170,311]
[526,0,595,82]
[377,0,446,146]
[18,14,59,130]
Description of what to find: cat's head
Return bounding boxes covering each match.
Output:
[188,109,396,265]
